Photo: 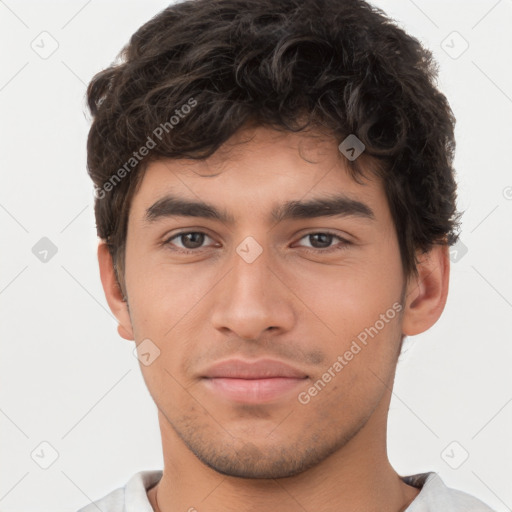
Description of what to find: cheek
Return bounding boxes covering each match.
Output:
[125,249,216,337]
[291,252,402,334]
[287,241,404,377]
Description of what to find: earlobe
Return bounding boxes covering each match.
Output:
[401,244,450,337]
[97,242,134,341]
[117,323,134,340]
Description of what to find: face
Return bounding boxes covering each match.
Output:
[119,126,410,478]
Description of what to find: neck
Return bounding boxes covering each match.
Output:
[147,395,420,512]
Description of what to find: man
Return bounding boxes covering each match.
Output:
[81,0,495,510]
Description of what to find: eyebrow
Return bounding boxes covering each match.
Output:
[143,193,375,225]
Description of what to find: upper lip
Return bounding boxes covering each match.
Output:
[202,358,308,379]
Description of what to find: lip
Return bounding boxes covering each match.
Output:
[201,358,308,403]
[202,358,308,379]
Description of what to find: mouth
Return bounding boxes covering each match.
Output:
[201,358,309,404]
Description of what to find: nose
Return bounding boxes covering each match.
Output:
[210,241,296,341]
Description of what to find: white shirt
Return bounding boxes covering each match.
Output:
[76,470,496,512]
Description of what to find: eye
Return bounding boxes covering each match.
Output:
[295,232,351,252]
[162,230,351,255]
[164,231,216,253]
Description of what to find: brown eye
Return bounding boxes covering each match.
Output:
[164,231,214,252]
[307,233,335,249]
[178,232,206,249]
[295,232,351,253]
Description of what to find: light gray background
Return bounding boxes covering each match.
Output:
[0,1,511,511]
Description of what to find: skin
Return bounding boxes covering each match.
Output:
[98,125,450,512]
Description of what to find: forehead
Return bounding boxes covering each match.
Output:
[129,126,387,223]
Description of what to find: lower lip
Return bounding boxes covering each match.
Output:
[203,377,307,403]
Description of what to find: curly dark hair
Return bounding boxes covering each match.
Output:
[86,0,462,295]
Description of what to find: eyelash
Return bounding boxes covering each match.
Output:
[163,231,352,255]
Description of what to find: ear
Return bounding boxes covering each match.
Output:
[401,244,450,337]
[97,242,134,341]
